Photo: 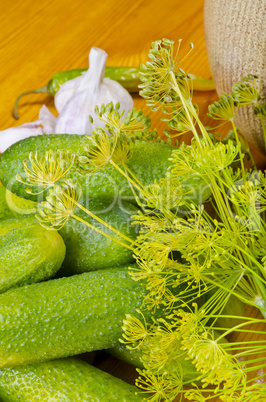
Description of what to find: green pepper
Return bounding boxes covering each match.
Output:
[13,66,215,119]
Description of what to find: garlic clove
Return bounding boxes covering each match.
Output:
[55,89,94,135]
[0,122,43,153]
[38,105,57,134]
[54,75,84,113]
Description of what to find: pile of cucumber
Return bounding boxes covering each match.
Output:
[0,134,178,401]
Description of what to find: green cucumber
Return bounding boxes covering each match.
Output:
[0,202,138,275]
[0,135,210,208]
[5,188,37,215]
[0,215,36,236]
[0,357,142,401]
[0,185,15,221]
[0,135,173,204]
[59,199,139,275]
[0,217,65,293]
[0,265,151,368]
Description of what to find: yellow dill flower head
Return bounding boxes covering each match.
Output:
[78,130,113,174]
[36,179,81,230]
[120,309,150,350]
[141,174,184,211]
[232,75,260,107]
[139,38,194,111]
[136,369,182,402]
[193,141,241,172]
[182,331,245,389]
[16,149,77,194]
[208,93,237,122]
[93,102,151,135]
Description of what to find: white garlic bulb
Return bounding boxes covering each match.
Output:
[54,47,134,135]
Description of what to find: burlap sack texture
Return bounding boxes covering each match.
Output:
[204,0,266,153]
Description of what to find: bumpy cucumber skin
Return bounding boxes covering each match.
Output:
[59,199,139,275]
[0,218,66,293]
[0,135,174,204]
[0,206,137,275]
[0,358,142,402]
[0,266,147,368]
[0,185,15,221]
[5,188,37,215]
[0,215,36,236]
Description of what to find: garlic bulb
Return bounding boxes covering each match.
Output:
[0,46,135,153]
[54,47,134,135]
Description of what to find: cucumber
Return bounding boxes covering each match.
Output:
[0,217,65,293]
[0,134,211,208]
[0,215,36,236]
[0,184,15,221]
[0,201,138,275]
[0,357,142,401]
[5,188,37,215]
[0,265,151,368]
[59,199,139,274]
[0,135,174,205]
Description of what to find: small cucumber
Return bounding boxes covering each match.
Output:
[0,265,150,368]
[0,135,174,205]
[0,215,36,236]
[0,134,211,209]
[0,184,15,221]
[0,357,142,401]
[59,198,139,275]
[0,203,138,275]
[5,188,37,215]
[0,217,65,293]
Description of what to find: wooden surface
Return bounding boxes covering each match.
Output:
[1,0,266,401]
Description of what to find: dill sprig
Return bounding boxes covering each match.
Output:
[17,38,266,401]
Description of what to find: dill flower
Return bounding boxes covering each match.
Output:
[78,130,113,174]
[208,94,238,122]
[139,38,194,110]
[232,75,260,107]
[36,179,81,230]
[135,369,182,402]
[93,102,151,135]
[120,309,150,349]
[16,149,77,194]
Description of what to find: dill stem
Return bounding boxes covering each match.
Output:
[61,191,134,248]
[109,159,152,202]
[170,71,203,147]
[72,214,134,251]
[74,200,134,247]
[208,175,231,230]
[252,275,266,317]
[231,120,246,177]
[215,318,266,343]
[201,273,265,314]
[122,163,146,190]
[259,113,266,151]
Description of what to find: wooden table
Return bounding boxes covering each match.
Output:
[1,0,266,401]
